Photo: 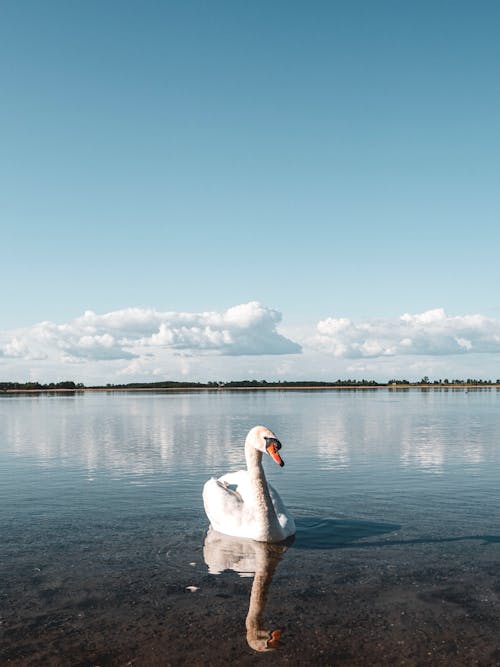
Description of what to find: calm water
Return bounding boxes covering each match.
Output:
[2,388,500,665]
[1,389,499,529]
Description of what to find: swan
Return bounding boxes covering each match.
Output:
[202,425,296,543]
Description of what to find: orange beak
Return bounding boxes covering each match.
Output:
[266,442,284,467]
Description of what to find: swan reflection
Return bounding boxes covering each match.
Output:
[203,527,291,651]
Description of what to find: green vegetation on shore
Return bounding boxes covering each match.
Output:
[1,377,500,392]
[0,381,85,391]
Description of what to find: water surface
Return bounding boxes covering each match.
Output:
[1,389,500,665]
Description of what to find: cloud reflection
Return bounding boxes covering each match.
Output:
[0,391,494,497]
[0,394,250,479]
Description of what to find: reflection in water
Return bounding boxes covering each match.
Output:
[2,390,500,528]
[400,434,445,474]
[1,391,496,483]
[203,528,290,651]
[316,413,350,470]
[0,394,246,477]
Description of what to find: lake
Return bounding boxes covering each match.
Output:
[1,389,500,665]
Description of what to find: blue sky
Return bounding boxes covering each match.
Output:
[1,1,500,382]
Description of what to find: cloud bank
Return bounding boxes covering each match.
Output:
[3,305,500,383]
[0,301,301,363]
[312,308,500,358]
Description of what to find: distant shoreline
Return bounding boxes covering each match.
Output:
[1,384,499,394]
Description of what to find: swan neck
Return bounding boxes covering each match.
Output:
[244,442,279,539]
[245,442,264,474]
[244,443,269,491]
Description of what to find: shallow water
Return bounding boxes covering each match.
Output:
[1,389,500,665]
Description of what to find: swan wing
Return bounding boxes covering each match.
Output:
[268,482,296,538]
[203,473,247,536]
[217,470,255,503]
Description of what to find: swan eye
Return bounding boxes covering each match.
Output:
[264,436,281,450]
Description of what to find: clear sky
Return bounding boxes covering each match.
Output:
[1,1,500,383]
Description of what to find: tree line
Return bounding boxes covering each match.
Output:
[2,378,500,392]
[0,381,85,391]
[389,377,500,386]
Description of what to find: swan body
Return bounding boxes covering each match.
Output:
[202,426,296,543]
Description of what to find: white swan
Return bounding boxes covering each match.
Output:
[202,426,296,543]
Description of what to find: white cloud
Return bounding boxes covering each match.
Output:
[311,308,500,358]
[2,337,30,358]
[134,301,300,355]
[0,336,48,360]
[3,305,500,384]
[0,301,301,365]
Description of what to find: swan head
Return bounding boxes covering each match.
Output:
[246,425,285,467]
